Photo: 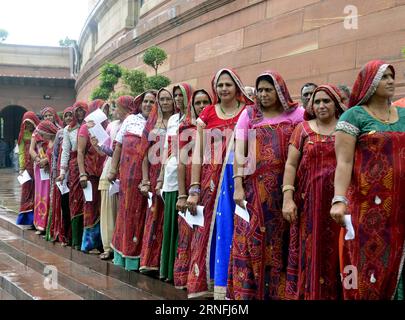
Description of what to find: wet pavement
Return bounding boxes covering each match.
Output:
[0,168,20,213]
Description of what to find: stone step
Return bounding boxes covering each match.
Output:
[0,226,163,300]
[0,208,188,300]
[0,287,16,300]
[0,251,82,300]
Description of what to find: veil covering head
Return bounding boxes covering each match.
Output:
[18,111,40,145]
[348,60,395,108]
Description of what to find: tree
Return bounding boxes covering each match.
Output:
[90,62,123,100]
[59,37,77,47]
[145,75,171,91]
[121,69,148,96]
[0,29,8,42]
[143,46,168,76]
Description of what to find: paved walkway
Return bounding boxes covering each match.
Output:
[0,168,20,213]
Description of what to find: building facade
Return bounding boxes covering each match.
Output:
[76,0,405,101]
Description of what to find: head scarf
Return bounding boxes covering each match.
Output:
[173,83,193,114]
[62,106,74,127]
[41,106,63,127]
[181,89,213,130]
[18,111,40,145]
[305,84,348,120]
[348,60,395,108]
[133,90,158,116]
[212,68,254,105]
[115,95,136,114]
[255,70,298,112]
[69,101,89,130]
[36,120,59,138]
[88,99,105,115]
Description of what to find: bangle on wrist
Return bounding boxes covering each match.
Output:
[142,180,151,186]
[178,195,188,200]
[80,173,88,178]
[233,174,244,179]
[189,186,200,195]
[282,185,295,193]
[331,195,348,206]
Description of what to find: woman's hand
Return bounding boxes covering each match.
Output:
[330,202,347,226]
[107,171,117,184]
[155,180,163,195]
[19,169,25,176]
[80,175,88,189]
[56,173,65,182]
[86,120,95,129]
[90,136,99,148]
[233,185,246,209]
[176,197,188,213]
[39,158,48,168]
[186,194,199,216]
[139,184,150,197]
[282,198,298,223]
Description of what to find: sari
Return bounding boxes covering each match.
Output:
[336,60,405,299]
[187,69,253,299]
[79,99,106,252]
[111,94,155,270]
[174,89,213,289]
[47,107,73,243]
[227,70,302,300]
[285,85,347,300]
[64,101,89,249]
[33,120,59,232]
[16,111,40,226]
[140,89,176,273]
[160,83,193,282]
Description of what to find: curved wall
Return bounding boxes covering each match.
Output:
[76,0,405,101]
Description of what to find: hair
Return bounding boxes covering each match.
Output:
[301,82,318,94]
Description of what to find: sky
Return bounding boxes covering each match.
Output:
[0,0,90,47]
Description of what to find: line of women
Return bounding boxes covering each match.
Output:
[17,59,404,300]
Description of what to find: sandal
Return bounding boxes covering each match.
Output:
[100,251,113,260]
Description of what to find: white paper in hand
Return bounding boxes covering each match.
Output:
[178,211,193,228]
[17,170,32,185]
[344,215,355,240]
[89,123,109,146]
[187,206,204,227]
[109,180,120,196]
[56,180,70,195]
[160,189,165,202]
[148,192,153,208]
[235,200,249,223]
[83,181,93,202]
[40,168,50,181]
[85,108,107,125]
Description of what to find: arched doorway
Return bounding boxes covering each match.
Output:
[0,105,27,167]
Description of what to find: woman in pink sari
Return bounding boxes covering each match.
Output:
[30,107,62,234]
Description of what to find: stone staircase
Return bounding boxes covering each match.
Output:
[0,207,187,300]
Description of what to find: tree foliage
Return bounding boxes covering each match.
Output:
[90,62,123,100]
[59,37,77,47]
[122,69,148,96]
[143,46,168,76]
[145,75,171,91]
[0,29,8,42]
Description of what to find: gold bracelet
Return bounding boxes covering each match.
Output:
[282,185,295,193]
[190,182,201,187]
[233,174,244,179]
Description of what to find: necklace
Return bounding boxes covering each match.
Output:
[219,101,240,117]
[367,105,391,124]
[315,120,335,142]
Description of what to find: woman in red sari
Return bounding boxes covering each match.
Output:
[186,69,253,299]
[174,89,212,289]
[139,88,176,274]
[57,102,89,250]
[47,107,73,244]
[108,92,156,270]
[228,70,303,300]
[282,85,347,300]
[331,60,405,300]
[16,111,40,226]
[77,99,107,253]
